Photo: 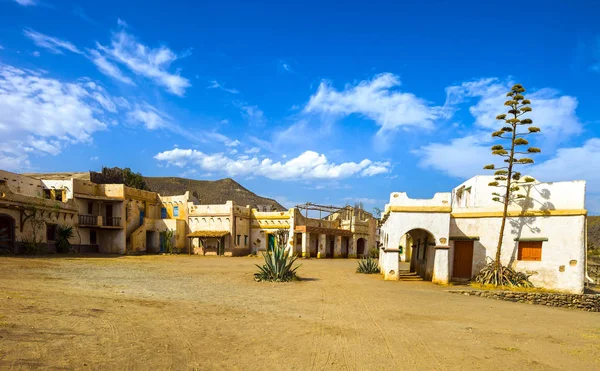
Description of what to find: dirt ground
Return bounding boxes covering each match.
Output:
[0,256,599,370]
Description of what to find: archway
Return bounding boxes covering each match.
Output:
[402,228,436,281]
[0,214,15,253]
[356,238,366,258]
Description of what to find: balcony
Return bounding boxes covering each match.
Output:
[79,214,98,226]
[78,215,123,228]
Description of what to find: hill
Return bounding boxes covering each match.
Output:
[144,177,285,210]
[588,216,600,255]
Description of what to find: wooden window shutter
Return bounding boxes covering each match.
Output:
[518,241,542,261]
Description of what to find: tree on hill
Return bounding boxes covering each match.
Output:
[477,83,541,286]
[122,168,151,191]
[92,167,151,191]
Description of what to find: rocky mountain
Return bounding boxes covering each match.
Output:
[144,177,285,210]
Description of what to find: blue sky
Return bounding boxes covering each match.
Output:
[1,0,599,214]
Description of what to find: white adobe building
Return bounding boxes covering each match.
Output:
[379,175,588,294]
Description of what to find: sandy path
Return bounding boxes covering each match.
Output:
[0,256,598,370]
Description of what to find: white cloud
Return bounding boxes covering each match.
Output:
[88,49,135,85]
[225,139,241,147]
[126,104,170,130]
[90,156,99,161]
[245,147,260,154]
[207,80,239,94]
[444,78,582,145]
[95,25,190,96]
[0,64,114,170]
[0,45,4,50]
[529,138,600,193]
[415,133,492,179]
[416,78,584,179]
[235,102,266,126]
[23,29,81,54]
[32,51,40,57]
[229,149,238,155]
[304,73,445,135]
[154,149,391,181]
[527,138,600,214]
[14,0,37,6]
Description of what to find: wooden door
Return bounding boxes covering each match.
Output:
[453,241,474,279]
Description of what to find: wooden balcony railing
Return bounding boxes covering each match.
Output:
[104,216,121,227]
[79,214,98,226]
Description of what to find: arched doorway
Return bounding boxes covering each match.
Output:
[402,228,436,280]
[356,238,366,258]
[0,214,15,253]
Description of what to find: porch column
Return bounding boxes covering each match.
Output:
[334,235,342,258]
[432,246,450,284]
[348,235,357,258]
[301,232,311,258]
[382,248,400,280]
[317,234,327,258]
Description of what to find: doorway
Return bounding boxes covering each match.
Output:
[452,240,474,279]
[356,238,366,257]
[267,234,275,251]
[328,239,334,258]
[0,214,15,253]
[106,204,113,226]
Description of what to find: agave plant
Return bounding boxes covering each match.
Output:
[56,225,75,254]
[356,257,380,274]
[474,259,533,288]
[254,231,300,282]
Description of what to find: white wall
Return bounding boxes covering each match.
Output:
[450,215,586,293]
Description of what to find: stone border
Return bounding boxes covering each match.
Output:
[447,290,599,312]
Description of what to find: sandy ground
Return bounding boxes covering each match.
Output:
[0,256,599,371]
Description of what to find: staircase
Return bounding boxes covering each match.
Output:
[398,271,424,282]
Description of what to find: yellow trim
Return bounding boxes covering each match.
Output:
[250,214,290,220]
[251,224,291,229]
[451,209,587,218]
[387,206,452,213]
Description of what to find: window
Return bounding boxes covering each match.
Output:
[464,187,471,207]
[244,235,248,246]
[173,206,179,217]
[55,190,63,202]
[88,202,93,215]
[518,241,543,261]
[43,189,52,199]
[296,233,302,244]
[161,207,167,219]
[90,230,97,245]
[236,235,241,245]
[46,224,57,241]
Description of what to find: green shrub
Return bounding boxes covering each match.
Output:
[56,225,75,254]
[356,257,380,274]
[254,239,300,282]
[474,260,533,287]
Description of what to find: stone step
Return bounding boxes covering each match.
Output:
[399,276,424,281]
[398,272,419,277]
